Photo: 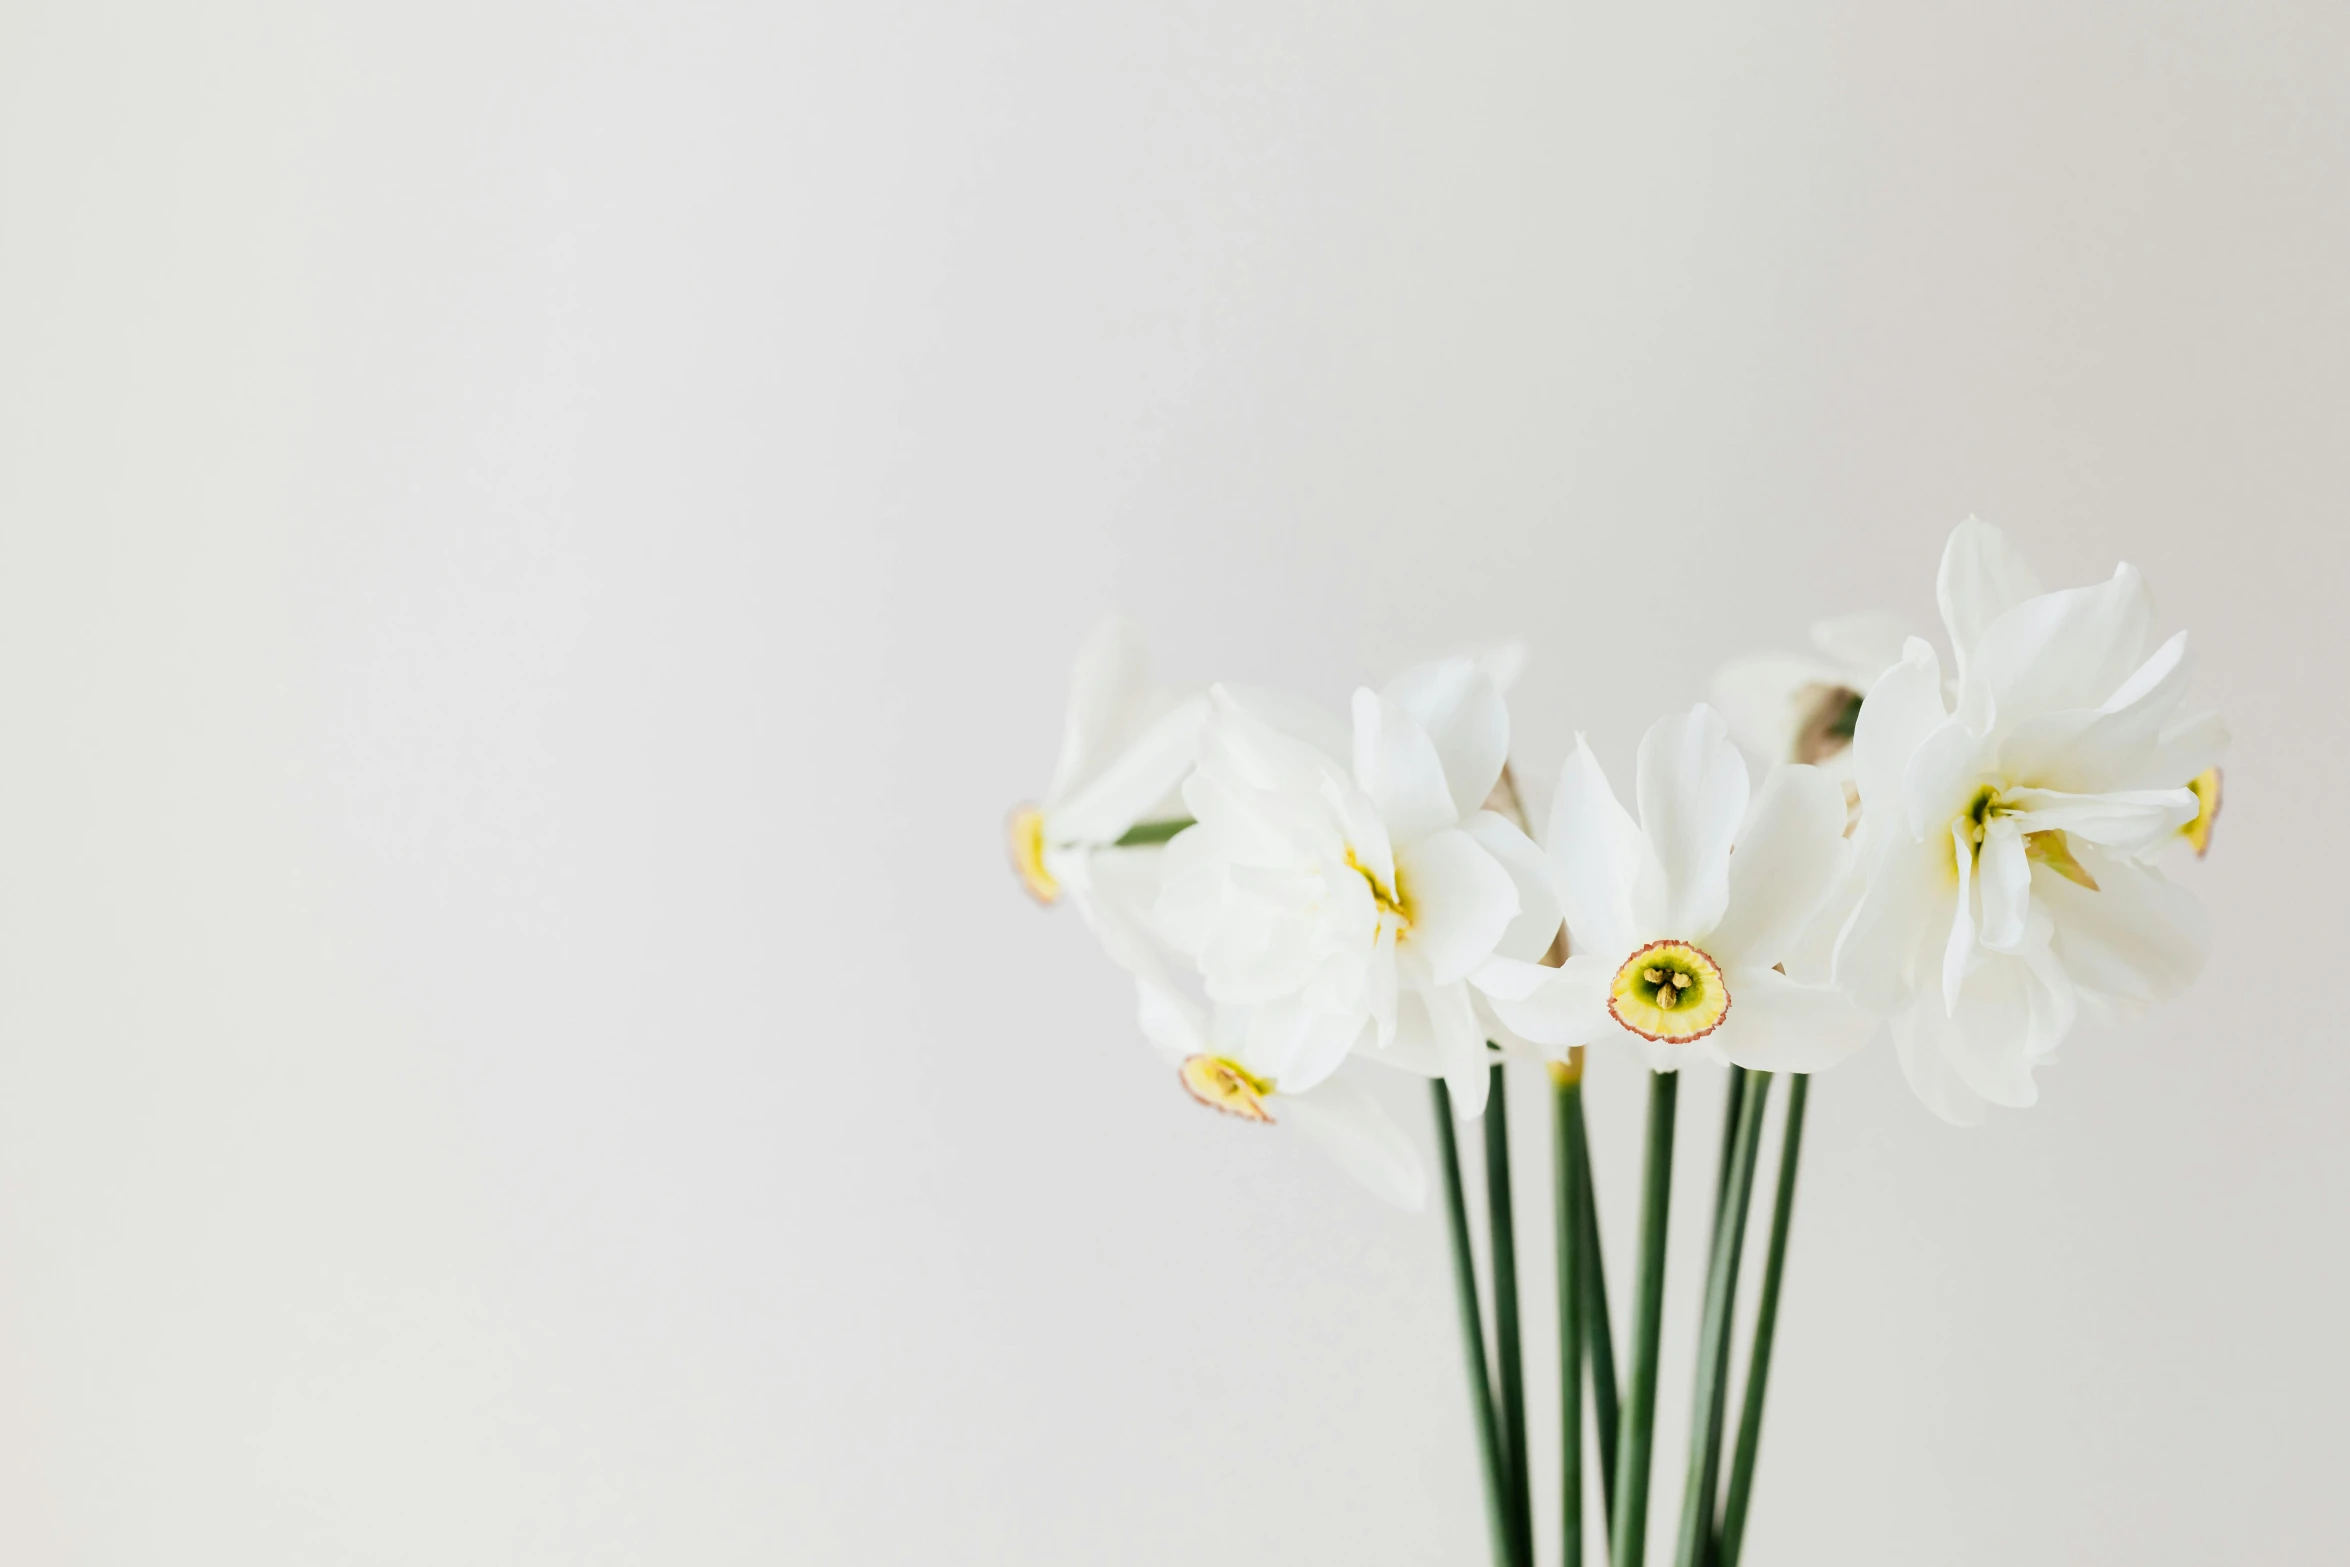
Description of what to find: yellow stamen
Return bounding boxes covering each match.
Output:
[2026,829,2100,891]
[1608,940,1731,1043]
[1945,784,2004,884]
[1179,1056,1277,1123]
[1347,848,1411,928]
[1006,805,1060,905]
[2182,767,2222,858]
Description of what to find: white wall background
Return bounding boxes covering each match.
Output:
[2,1,2345,1561]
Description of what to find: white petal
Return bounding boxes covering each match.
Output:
[1938,950,2055,1108]
[1903,718,1988,841]
[1327,772,1397,897]
[1473,954,1616,1050]
[1956,563,2154,733]
[2017,909,2080,1060]
[1782,829,1866,985]
[1707,763,1850,970]
[1067,846,1181,989]
[2035,844,2208,1004]
[1851,639,1950,833]
[1383,658,1510,822]
[1941,820,1979,1014]
[1151,824,1227,958]
[1395,828,1519,984]
[1367,920,1399,1047]
[1810,609,1914,681]
[1460,811,1563,964]
[1476,642,1530,693]
[1352,689,1459,846]
[1237,1000,1366,1095]
[1187,712,1343,862]
[1544,738,1654,957]
[2100,626,2192,715]
[2004,787,2199,853]
[1994,632,2195,794]
[1473,989,1546,1061]
[2152,709,2228,788]
[1976,816,2030,952]
[1892,1000,1989,1126]
[1379,986,1446,1076]
[1936,517,2044,679]
[1048,695,1210,845]
[1635,704,1750,937]
[1214,682,1352,765]
[1832,830,1949,1016]
[1710,652,1842,761]
[1709,967,1877,1073]
[1133,976,1206,1064]
[1428,981,1493,1118]
[1046,615,1157,805]
[1283,1067,1428,1211]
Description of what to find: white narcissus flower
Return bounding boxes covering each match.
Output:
[1009,616,1208,950]
[1154,657,1559,1120]
[1472,706,1873,1074]
[1834,519,2226,1124]
[1131,975,1427,1210]
[1711,609,1915,778]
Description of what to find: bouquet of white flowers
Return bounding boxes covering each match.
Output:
[1009,519,2222,1567]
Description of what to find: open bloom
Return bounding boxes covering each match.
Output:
[1154,657,1558,1119]
[1834,520,2226,1123]
[1008,616,1207,936]
[1473,706,1872,1073]
[1712,609,1915,777]
[1128,974,1427,1209]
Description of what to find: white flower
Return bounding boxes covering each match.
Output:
[1131,975,1428,1210]
[1712,610,1915,777]
[1154,657,1559,1119]
[1009,615,1208,931]
[1473,705,1873,1074]
[1833,519,2226,1124]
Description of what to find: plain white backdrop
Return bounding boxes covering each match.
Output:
[2,1,2346,1561]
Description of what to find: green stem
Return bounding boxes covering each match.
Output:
[1717,1074,1809,1567]
[1553,1064,1587,1567]
[1434,1080,1514,1567]
[1610,1070,1679,1567]
[1699,1075,1743,1567]
[1484,1064,1534,1567]
[1111,817,1193,846]
[1577,1096,1620,1527]
[1710,1070,1748,1225]
[1693,1069,1749,1567]
[1672,1073,1772,1567]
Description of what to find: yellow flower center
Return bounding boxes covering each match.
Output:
[1347,848,1411,935]
[1947,784,2099,890]
[1179,1055,1277,1123]
[1608,940,1731,1043]
[1006,805,1060,905]
[2182,767,2222,857]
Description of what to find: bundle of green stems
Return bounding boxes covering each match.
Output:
[1433,1055,1811,1567]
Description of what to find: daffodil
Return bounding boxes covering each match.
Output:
[1129,974,1427,1209]
[1833,519,2226,1123]
[1153,657,1559,1120]
[1472,705,1872,1074]
[1711,609,1915,775]
[1008,615,1208,936]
